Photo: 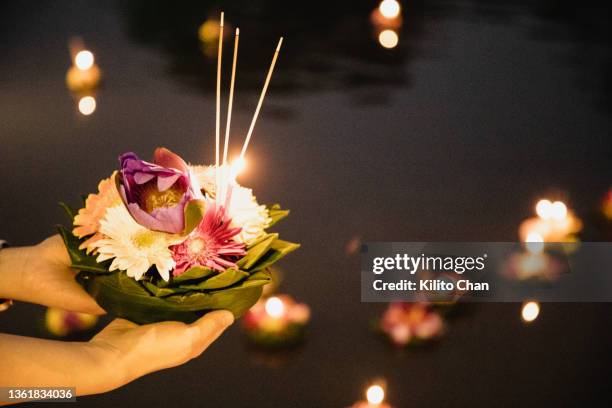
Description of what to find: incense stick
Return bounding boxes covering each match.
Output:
[223,27,239,166]
[215,12,224,198]
[239,37,283,161]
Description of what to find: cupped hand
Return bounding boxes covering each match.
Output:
[12,235,105,315]
[87,311,234,393]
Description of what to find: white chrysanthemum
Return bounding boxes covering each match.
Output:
[190,164,271,244]
[229,185,271,244]
[92,205,184,281]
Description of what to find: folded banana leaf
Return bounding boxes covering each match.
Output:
[58,203,299,324]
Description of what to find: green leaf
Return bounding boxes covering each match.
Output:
[237,233,277,269]
[57,226,109,273]
[77,269,267,324]
[59,202,78,222]
[248,240,301,272]
[239,269,273,287]
[181,268,249,290]
[170,266,216,284]
[182,199,207,235]
[267,204,289,227]
[142,280,191,297]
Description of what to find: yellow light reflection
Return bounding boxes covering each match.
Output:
[521,301,540,323]
[525,232,544,254]
[379,0,401,19]
[378,29,399,49]
[78,96,96,115]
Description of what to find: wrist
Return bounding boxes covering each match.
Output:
[81,340,129,394]
[0,245,31,300]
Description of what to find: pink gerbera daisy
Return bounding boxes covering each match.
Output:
[171,201,246,276]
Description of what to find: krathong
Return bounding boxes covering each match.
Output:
[242,295,311,348]
[377,302,444,347]
[58,13,299,324]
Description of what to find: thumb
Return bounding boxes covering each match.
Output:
[187,310,234,358]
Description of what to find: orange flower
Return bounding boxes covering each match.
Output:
[73,172,121,253]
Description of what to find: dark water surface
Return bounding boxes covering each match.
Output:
[1,1,611,406]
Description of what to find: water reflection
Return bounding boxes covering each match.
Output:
[120,0,418,97]
[119,0,612,113]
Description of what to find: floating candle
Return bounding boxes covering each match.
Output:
[66,40,101,93]
[379,0,401,19]
[350,383,393,408]
[242,294,310,348]
[519,198,581,242]
[521,301,540,323]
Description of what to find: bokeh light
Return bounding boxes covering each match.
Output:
[378,29,399,49]
[550,201,567,220]
[265,296,285,318]
[525,231,544,253]
[366,384,385,404]
[78,96,96,115]
[75,50,94,70]
[521,301,540,323]
[535,199,552,219]
[379,0,401,19]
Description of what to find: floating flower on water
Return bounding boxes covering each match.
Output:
[379,302,444,347]
[45,307,98,337]
[518,198,582,242]
[171,200,245,275]
[243,294,310,348]
[502,251,566,282]
[119,148,201,234]
[93,205,183,281]
[73,172,122,253]
[190,164,271,244]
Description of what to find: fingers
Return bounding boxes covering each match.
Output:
[187,310,234,358]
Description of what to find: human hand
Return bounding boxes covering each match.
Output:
[87,311,234,393]
[0,235,105,314]
[0,310,234,397]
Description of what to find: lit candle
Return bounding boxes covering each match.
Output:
[66,40,101,93]
[371,0,403,30]
[351,383,393,408]
[265,296,285,319]
[521,301,540,323]
[242,294,310,348]
[379,0,401,19]
[519,198,582,242]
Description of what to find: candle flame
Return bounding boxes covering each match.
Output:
[521,301,540,322]
[366,385,385,405]
[379,0,401,19]
[550,201,567,221]
[75,50,94,70]
[265,296,285,318]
